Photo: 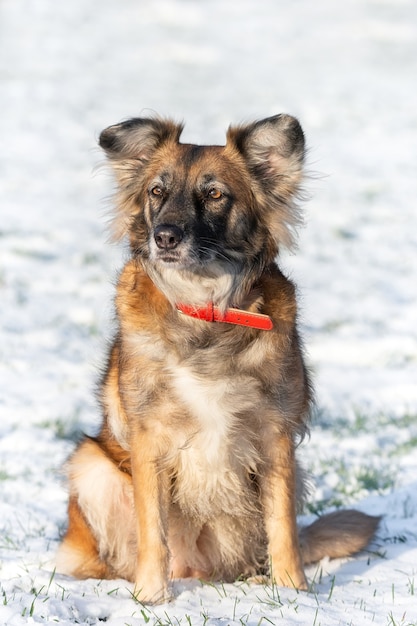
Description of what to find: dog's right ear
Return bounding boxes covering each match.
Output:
[99,117,184,164]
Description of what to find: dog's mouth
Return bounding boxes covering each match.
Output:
[155,251,182,264]
[154,250,205,270]
[152,244,201,269]
[154,247,224,271]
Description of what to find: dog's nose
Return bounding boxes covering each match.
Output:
[154,224,184,250]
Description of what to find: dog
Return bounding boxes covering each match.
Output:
[56,114,379,604]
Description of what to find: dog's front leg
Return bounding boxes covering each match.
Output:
[261,432,307,590]
[130,428,171,604]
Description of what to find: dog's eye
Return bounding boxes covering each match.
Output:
[208,188,222,200]
[151,186,163,196]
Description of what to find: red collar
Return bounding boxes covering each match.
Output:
[176,302,273,331]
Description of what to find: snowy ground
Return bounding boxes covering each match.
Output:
[1,0,417,624]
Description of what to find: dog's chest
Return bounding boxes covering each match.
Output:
[168,364,262,518]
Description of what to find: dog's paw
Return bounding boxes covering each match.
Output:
[245,574,269,585]
[247,571,308,591]
[132,579,173,605]
[272,569,308,591]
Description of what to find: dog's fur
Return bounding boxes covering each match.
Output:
[56,115,379,603]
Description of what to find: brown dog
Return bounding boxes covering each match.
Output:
[56,115,379,603]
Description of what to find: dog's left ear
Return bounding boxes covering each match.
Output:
[227,114,305,193]
[227,114,305,249]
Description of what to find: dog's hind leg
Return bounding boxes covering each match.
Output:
[56,438,136,581]
[56,494,110,579]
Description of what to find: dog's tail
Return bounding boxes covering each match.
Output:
[299,510,380,565]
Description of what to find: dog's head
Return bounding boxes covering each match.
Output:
[100,115,305,307]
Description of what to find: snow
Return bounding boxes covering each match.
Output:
[1,0,417,623]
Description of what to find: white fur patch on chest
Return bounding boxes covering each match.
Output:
[169,365,262,518]
[172,367,234,457]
